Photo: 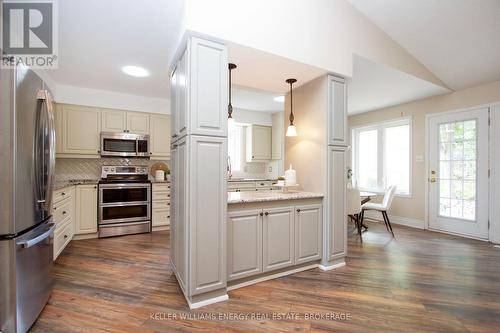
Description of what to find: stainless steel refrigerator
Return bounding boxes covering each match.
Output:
[0,65,56,333]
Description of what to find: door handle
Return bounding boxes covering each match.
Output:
[17,223,55,248]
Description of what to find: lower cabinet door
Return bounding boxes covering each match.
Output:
[227,209,263,280]
[75,185,98,234]
[295,204,322,264]
[263,206,294,272]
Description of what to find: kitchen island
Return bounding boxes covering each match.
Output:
[227,190,326,290]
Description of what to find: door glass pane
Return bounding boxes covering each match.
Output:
[438,120,477,221]
[358,129,378,189]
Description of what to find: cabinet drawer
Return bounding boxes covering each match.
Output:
[153,183,171,192]
[152,191,170,201]
[53,187,73,204]
[53,198,73,224]
[153,201,170,210]
[53,218,74,260]
[255,181,273,188]
[152,208,170,227]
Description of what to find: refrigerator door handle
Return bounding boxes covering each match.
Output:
[17,223,55,248]
[36,89,56,213]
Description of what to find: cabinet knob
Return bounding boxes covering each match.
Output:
[260,212,263,216]
[167,203,170,206]
[264,212,269,216]
[94,186,97,189]
[64,235,68,239]
[297,209,301,212]
[62,211,67,215]
[61,192,66,196]
[252,155,255,158]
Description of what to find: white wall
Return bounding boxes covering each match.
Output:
[184,0,445,88]
[55,84,170,114]
[232,108,273,125]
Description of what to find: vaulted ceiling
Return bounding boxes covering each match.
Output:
[347,0,500,91]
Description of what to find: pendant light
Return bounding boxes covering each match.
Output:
[285,78,298,137]
[228,63,237,129]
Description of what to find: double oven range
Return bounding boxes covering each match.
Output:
[98,166,151,238]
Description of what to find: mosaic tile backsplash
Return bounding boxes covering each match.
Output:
[55,158,170,181]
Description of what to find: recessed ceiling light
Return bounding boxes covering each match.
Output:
[274,96,285,103]
[121,65,150,77]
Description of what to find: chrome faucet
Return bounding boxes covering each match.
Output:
[227,156,232,179]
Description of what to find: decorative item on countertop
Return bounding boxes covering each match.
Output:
[277,176,286,187]
[150,162,169,181]
[155,170,165,181]
[285,164,297,186]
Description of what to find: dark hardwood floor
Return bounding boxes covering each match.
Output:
[30,221,500,333]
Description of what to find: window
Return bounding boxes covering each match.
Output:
[352,118,411,196]
[228,124,243,172]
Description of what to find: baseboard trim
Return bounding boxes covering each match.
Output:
[363,211,424,229]
[319,261,346,271]
[187,294,229,310]
[227,263,319,291]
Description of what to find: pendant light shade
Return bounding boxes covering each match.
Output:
[285,78,298,137]
[228,63,237,129]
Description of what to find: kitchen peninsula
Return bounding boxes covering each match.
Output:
[227,190,324,289]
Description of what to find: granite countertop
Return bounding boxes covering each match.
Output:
[228,190,324,204]
[228,178,277,183]
[54,179,99,190]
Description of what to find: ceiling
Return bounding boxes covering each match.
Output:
[348,0,500,91]
[232,86,284,112]
[47,0,183,99]
[348,55,450,114]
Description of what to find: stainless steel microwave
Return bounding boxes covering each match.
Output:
[100,132,150,157]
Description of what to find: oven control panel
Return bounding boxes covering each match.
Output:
[101,165,148,178]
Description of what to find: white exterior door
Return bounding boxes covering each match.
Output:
[428,108,489,239]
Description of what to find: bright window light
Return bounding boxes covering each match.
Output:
[273,96,285,103]
[352,118,411,196]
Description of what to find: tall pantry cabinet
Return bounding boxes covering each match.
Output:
[169,36,228,307]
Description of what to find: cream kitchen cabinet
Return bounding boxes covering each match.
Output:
[150,114,171,159]
[295,204,322,264]
[328,75,347,146]
[127,112,150,134]
[101,109,127,133]
[227,209,263,281]
[75,184,98,235]
[102,109,150,134]
[246,125,272,162]
[52,186,75,260]
[152,183,171,228]
[56,104,101,157]
[263,206,295,272]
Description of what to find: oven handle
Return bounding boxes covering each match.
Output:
[99,201,151,207]
[98,183,151,189]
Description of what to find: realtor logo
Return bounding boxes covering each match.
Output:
[1,0,58,68]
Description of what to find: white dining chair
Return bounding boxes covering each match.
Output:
[347,187,363,241]
[360,186,397,237]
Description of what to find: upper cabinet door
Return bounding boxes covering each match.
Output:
[328,75,347,146]
[247,125,272,161]
[150,114,171,159]
[170,63,178,140]
[177,47,189,138]
[126,112,150,134]
[61,104,101,155]
[189,37,228,138]
[101,109,126,133]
